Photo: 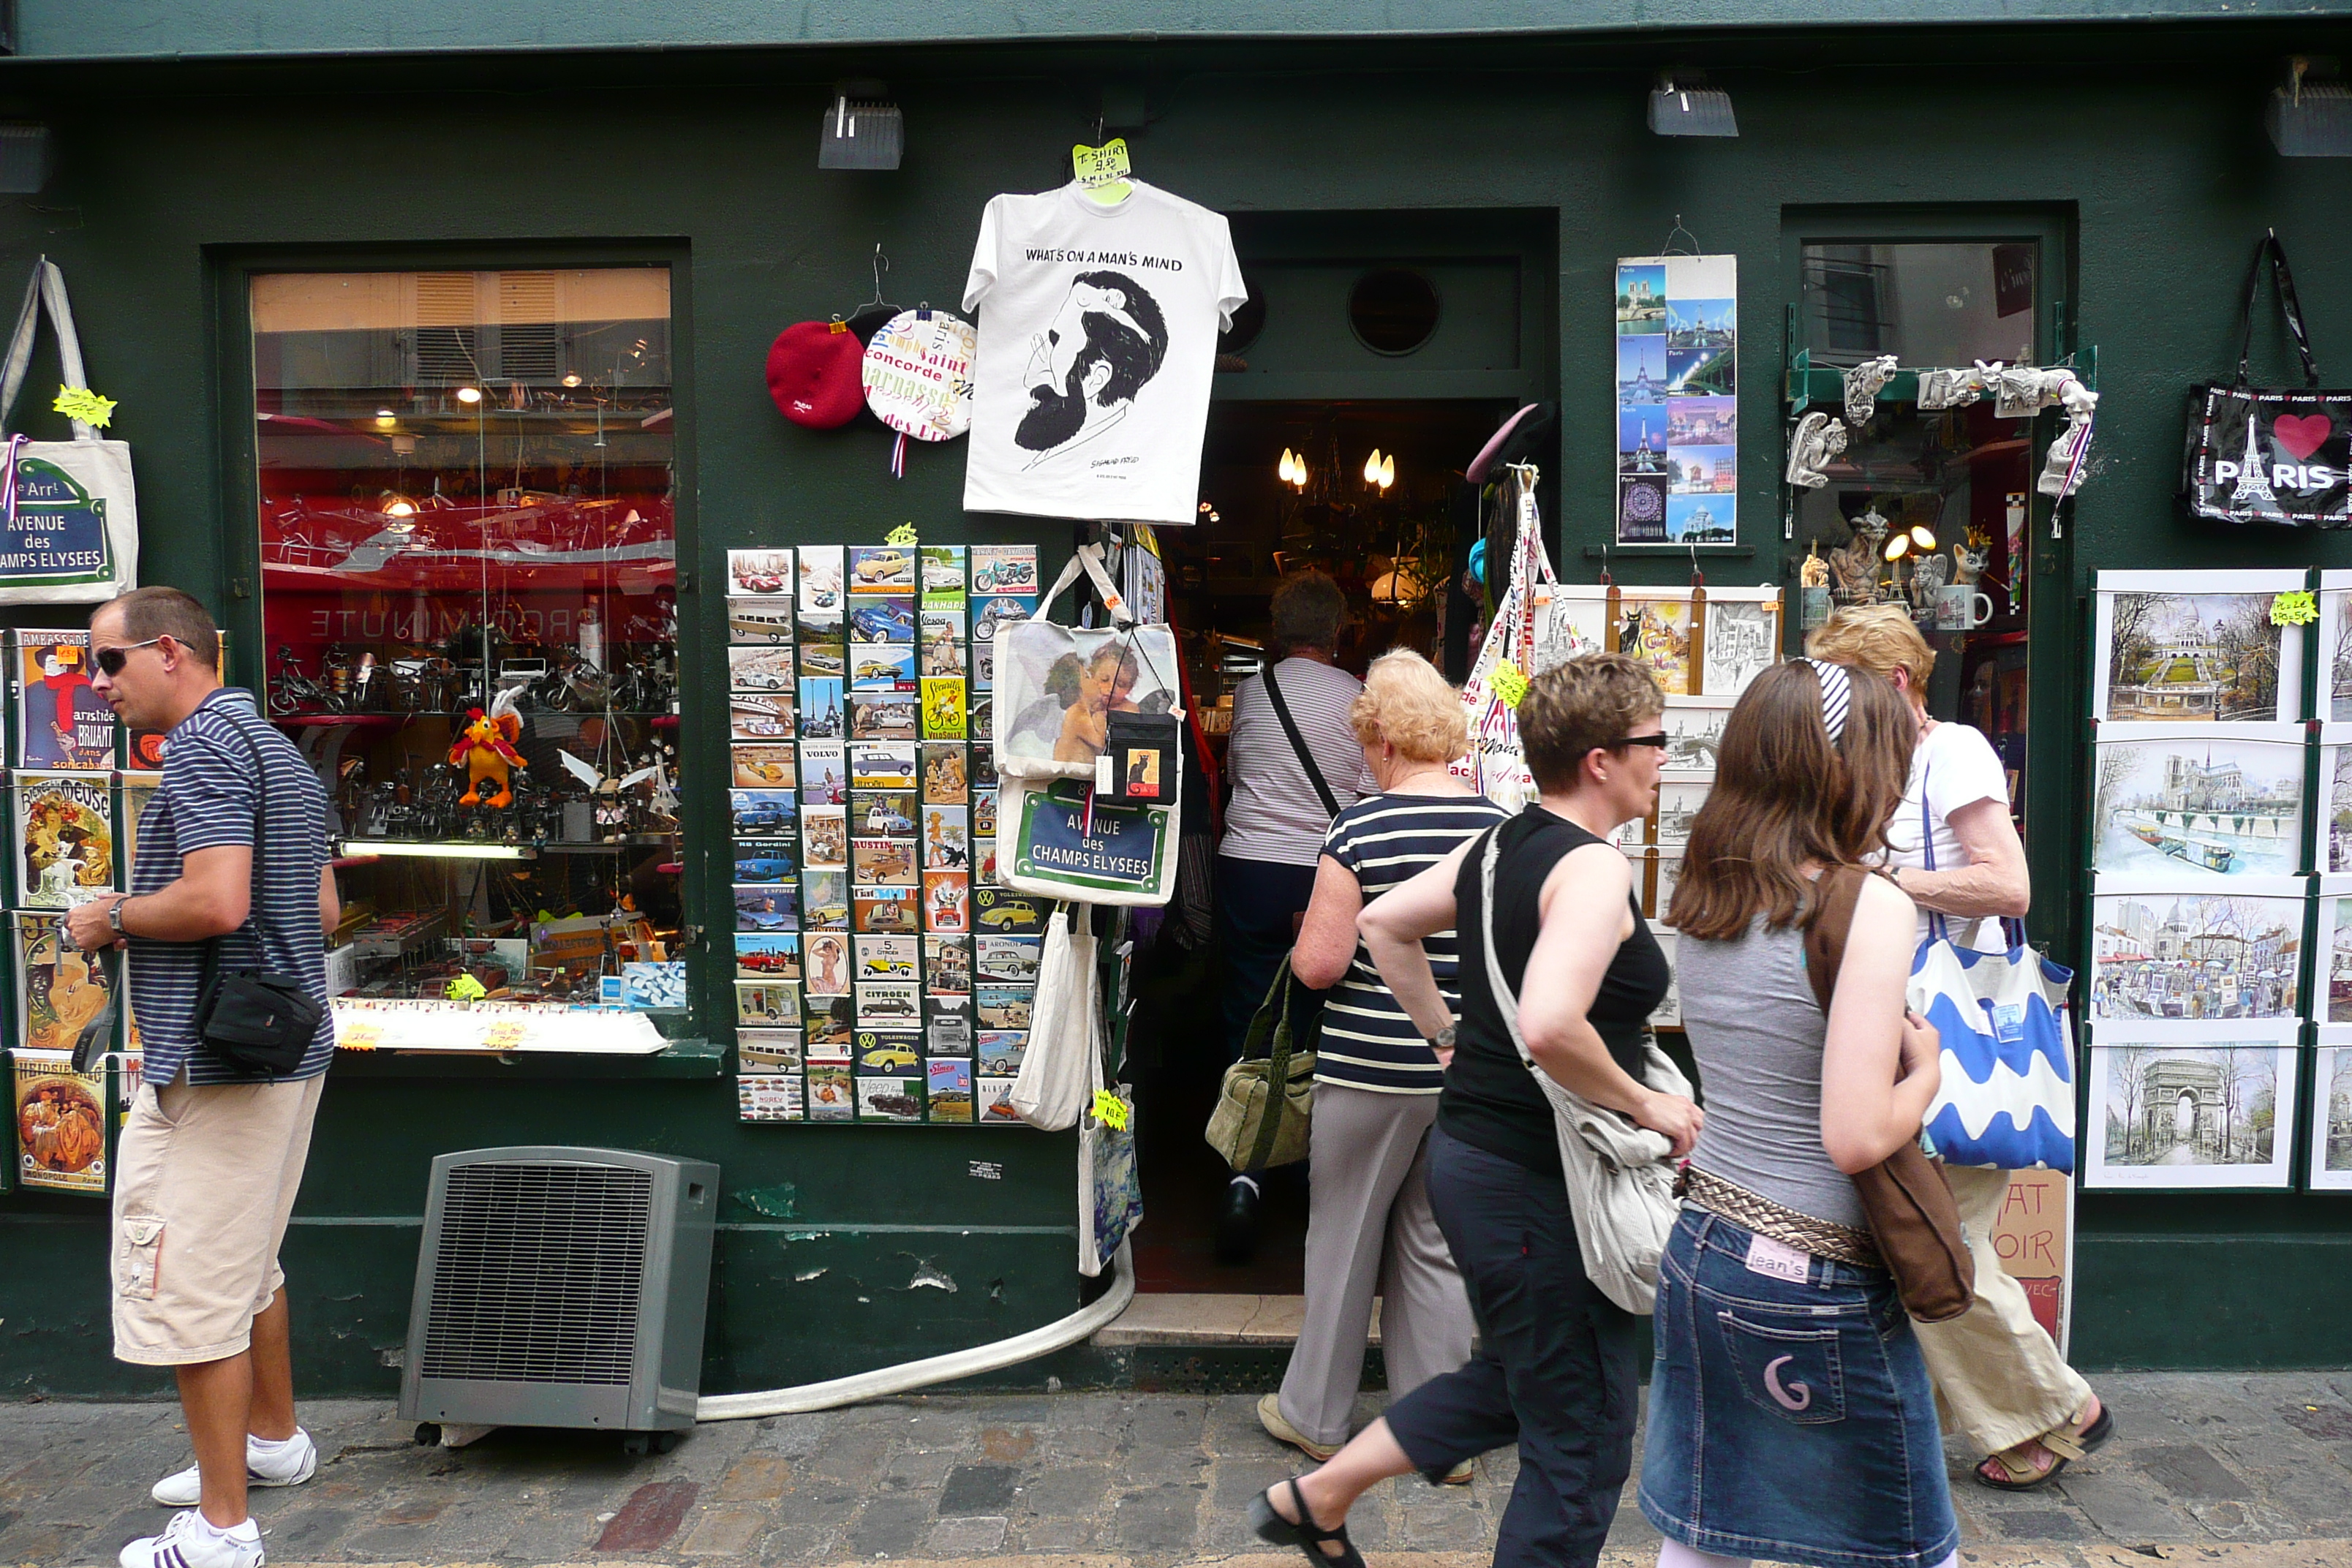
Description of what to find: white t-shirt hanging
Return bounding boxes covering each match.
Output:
[962,179,1245,526]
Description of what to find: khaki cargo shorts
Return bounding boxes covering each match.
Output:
[110,1072,326,1365]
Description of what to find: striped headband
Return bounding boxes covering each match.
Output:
[1798,657,1852,745]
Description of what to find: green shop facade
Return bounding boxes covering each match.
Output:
[3,1,2351,1399]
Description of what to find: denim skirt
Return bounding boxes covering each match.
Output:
[1637,1208,1959,1568]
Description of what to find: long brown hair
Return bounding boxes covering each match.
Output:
[1667,660,1914,939]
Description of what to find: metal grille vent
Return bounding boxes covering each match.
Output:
[414,271,480,385]
[495,271,560,380]
[419,1161,652,1385]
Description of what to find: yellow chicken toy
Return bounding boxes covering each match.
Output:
[449,704,527,808]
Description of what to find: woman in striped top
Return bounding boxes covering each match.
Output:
[1257,650,1509,1476]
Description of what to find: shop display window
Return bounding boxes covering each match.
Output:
[249,268,681,1014]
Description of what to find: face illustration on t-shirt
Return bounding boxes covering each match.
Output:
[1016,270,1170,467]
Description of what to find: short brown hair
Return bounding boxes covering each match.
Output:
[1518,653,1665,794]
[1270,570,1346,654]
[100,587,220,669]
[1350,649,1468,765]
[1667,660,1915,939]
[1806,603,1934,691]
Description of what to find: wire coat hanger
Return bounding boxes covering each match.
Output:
[1662,215,1703,257]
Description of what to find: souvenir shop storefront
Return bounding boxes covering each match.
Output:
[3,6,2352,1399]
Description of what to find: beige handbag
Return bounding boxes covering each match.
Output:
[1205,956,1316,1172]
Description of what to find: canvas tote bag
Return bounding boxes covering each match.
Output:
[1009,906,1096,1130]
[1452,467,1553,810]
[0,258,139,603]
[2182,230,2352,528]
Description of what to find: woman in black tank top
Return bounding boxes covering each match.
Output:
[1249,655,1704,1568]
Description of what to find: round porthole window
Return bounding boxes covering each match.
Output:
[1219,277,1266,356]
[1348,268,1439,355]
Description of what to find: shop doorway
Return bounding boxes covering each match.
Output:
[1126,398,1515,1294]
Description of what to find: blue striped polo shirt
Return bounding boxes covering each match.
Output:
[1316,792,1511,1093]
[127,687,334,1085]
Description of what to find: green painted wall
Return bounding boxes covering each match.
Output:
[2,33,2351,1397]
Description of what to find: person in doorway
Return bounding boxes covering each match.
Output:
[1213,570,1370,1260]
[1259,650,1506,1482]
[1642,657,1956,1568]
[1806,604,2111,1490]
[1249,654,1703,1568]
[64,588,338,1568]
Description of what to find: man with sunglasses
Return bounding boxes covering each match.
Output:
[64,587,337,1568]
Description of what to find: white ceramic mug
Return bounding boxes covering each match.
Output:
[1934,584,1995,630]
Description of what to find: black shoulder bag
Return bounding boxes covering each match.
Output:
[192,718,326,1077]
[2182,230,2352,527]
[1263,665,1341,818]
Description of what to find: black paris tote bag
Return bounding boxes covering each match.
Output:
[2183,230,2352,527]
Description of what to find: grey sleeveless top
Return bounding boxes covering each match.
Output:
[1677,914,1867,1232]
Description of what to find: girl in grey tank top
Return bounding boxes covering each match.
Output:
[1676,917,1864,1231]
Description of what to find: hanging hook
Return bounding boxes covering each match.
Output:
[864,244,892,312]
[1689,540,1705,590]
[1599,543,1612,587]
[1664,214,1702,257]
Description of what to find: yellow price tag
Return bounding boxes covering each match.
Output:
[885,522,920,546]
[1491,660,1529,709]
[1072,139,1133,204]
[54,385,116,427]
[445,973,487,1002]
[1091,1089,1129,1130]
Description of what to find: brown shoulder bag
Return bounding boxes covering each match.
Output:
[1802,865,1976,1323]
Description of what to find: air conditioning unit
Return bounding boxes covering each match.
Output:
[399,1147,717,1450]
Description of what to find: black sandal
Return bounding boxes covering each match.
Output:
[1249,1477,1367,1568]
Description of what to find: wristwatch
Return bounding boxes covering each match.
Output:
[1428,1022,1457,1050]
[107,897,130,937]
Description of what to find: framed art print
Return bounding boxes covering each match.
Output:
[2091,569,2306,723]
[2090,722,2305,881]
[2309,1028,2352,1191]
[2087,875,2304,1025]
[1660,696,1734,780]
[2083,1025,2298,1191]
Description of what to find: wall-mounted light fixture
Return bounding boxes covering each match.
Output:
[1278,448,1308,491]
[1648,74,1738,137]
[2269,57,2352,155]
[1362,450,1395,491]
[819,80,905,170]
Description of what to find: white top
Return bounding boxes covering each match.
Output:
[962,179,1247,527]
[1218,659,1373,867]
[1880,720,2013,949]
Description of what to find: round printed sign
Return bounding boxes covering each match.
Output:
[861,309,976,442]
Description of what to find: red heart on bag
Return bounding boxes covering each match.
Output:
[2273,412,2334,461]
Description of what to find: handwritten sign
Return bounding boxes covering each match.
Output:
[1987,1168,2074,1353]
[1072,139,1133,204]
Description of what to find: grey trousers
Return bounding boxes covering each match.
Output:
[1276,1083,1475,1447]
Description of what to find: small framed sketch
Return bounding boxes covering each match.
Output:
[2087,875,2304,1024]
[2319,568,2352,723]
[2318,725,2352,875]
[2091,569,2306,723]
[1661,696,1733,780]
[1697,588,1781,698]
[2309,1028,2352,1191]
[2083,1025,2299,1190]
[1613,588,1697,697]
[1648,924,1681,1030]
[1654,780,1708,849]
[1530,584,1610,676]
[2090,722,2306,880]
[2312,878,2352,1023]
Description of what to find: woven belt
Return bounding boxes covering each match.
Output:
[1678,1165,1882,1270]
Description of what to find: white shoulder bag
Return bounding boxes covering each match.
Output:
[1478,824,1689,1316]
[0,258,139,603]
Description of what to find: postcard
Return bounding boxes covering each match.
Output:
[15,772,116,908]
[802,804,848,869]
[799,740,848,804]
[730,787,796,839]
[2092,724,2305,880]
[855,933,921,979]
[978,1076,1022,1123]
[13,1047,109,1193]
[801,870,851,931]
[850,644,917,692]
[850,742,919,791]
[734,883,799,933]
[920,545,968,607]
[2310,1040,2352,1191]
[921,743,970,804]
[972,544,1039,598]
[848,693,919,741]
[728,597,796,646]
[737,1028,804,1073]
[920,614,968,679]
[927,1058,975,1123]
[2088,878,2303,1022]
[737,1074,805,1123]
[728,548,795,596]
[797,546,845,612]
[853,884,917,934]
[12,631,115,772]
[856,979,922,1028]
[734,932,802,981]
[804,992,855,1048]
[972,745,999,790]
[15,911,116,1056]
[735,979,800,1028]
[973,788,998,840]
[972,595,1036,645]
[797,638,845,679]
[970,884,1042,935]
[730,743,796,791]
[975,985,1036,1030]
[734,840,797,885]
[803,930,853,995]
[976,933,1044,984]
[849,544,916,593]
[1698,589,1780,698]
[856,1074,925,1123]
[728,645,798,693]
[624,962,687,1010]
[2092,571,2307,723]
[853,834,918,887]
[798,678,845,739]
[730,692,796,742]
[924,870,971,932]
[807,1064,855,1120]
[920,677,968,741]
[848,595,916,645]
[924,994,975,1055]
[853,790,919,837]
[921,805,970,870]
[924,935,973,995]
[977,1030,1028,1076]
[2084,1036,2297,1190]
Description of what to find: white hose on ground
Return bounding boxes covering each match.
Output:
[694,1241,1135,1421]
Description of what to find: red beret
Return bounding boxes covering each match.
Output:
[766,320,865,429]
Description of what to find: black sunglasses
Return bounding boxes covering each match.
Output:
[94,636,165,676]
[1608,734,1670,750]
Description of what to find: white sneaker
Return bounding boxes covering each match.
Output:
[151,1428,316,1507]
[119,1508,264,1568]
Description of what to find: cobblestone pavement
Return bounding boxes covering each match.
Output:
[3,1373,2351,1567]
